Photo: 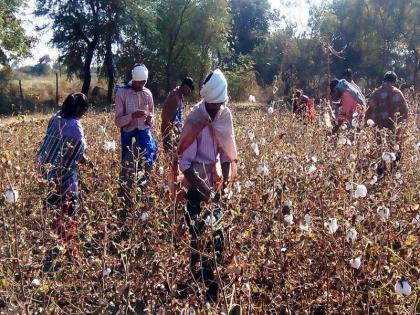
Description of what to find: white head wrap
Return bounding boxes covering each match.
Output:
[132,64,148,82]
[200,69,228,103]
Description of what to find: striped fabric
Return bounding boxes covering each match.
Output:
[37,116,86,186]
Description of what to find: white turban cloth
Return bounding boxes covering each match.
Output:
[132,64,148,82]
[200,69,228,104]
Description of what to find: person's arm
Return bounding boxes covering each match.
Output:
[114,90,134,128]
[161,94,180,140]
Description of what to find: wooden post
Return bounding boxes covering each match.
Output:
[55,72,59,106]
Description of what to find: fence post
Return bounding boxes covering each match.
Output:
[56,72,59,107]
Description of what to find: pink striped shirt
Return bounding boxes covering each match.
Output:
[179,124,230,185]
[114,86,154,132]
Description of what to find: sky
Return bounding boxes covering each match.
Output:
[20,0,314,66]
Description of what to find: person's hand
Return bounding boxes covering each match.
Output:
[132,110,146,119]
[146,115,154,127]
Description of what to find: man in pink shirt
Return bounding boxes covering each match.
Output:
[114,64,157,208]
[177,69,237,302]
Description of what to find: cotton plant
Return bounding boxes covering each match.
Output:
[251,142,260,156]
[349,257,361,269]
[257,164,269,176]
[354,184,367,198]
[103,140,116,151]
[376,206,390,222]
[325,218,339,234]
[394,277,412,296]
[346,228,358,243]
[4,188,19,204]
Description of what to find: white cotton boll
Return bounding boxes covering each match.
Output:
[345,182,353,191]
[394,144,400,151]
[284,214,294,225]
[325,218,338,234]
[163,184,170,193]
[4,188,19,204]
[416,143,420,151]
[234,182,241,193]
[393,221,400,228]
[307,164,317,174]
[350,154,357,160]
[411,214,420,227]
[395,172,402,179]
[251,142,260,156]
[260,138,267,145]
[31,278,40,287]
[367,119,375,127]
[103,268,111,277]
[204,215,216,226]
[390,194,398,202]
[352,112,359,118]
[311,156,318,163]
[244,180,254,189]
[254,215,260,224]
[267,107,274,114]
[349,257,361,269]
[354,184,367,198]
[280,247,287,252]
[370,176,378,185]
[284,200,293,208]
[299,223,311,233]
[377,206,390,222]
[242,283,251,294]
[99,125,107,135]
[346,228,358,243]
[248,130,255,140]
[351,118,359,128]
[304,213,312,225]
[140,212,150,221]
[248,95,254,103]
[257,164,269,176]
[355,214,364,224]
[337,137,347,145]
[390,152,396,161]
[394,278,412,296]
[103,140,116,151]
[158,166,164,176]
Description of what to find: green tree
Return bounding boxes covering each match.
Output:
[0,0,30,65]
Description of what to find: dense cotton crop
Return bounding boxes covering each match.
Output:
[0,102,419,314]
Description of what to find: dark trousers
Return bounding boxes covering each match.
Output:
[185,189,224,302]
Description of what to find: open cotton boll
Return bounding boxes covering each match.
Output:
[247,131,255,141]
[354,184,367,198]
[355,213,364,224]
[158,166,164,176]
[251,142,259,155]
[257,164,269,176]
[416,143,420,151]
[382,152,396,162]
[267,107,274,114]
[325,218,338,234]
[4,188,19,204]
[338,137,352,146]
[260,138,267,145]
[244,180,254,189]
[31,278,41,287]
[376,206,390,222]
[103,267,111,277]
[345,182,353,191]
[304,213,312,225]
[370,175,378,185]
[284,214,294,225]
[103,140,116,151]
[349,257,361,269]
[140,212,150,221]
[412,214,420,227]
[394,278,412,296]
[99,125,107,135]
[284,200,292,208]
[367,119,375,127]
[204,215,216,226]
[346,228,358,243]
[307,164,317,174]
[395,172,402,179]
[299,223,311,233]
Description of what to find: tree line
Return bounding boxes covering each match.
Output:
[1,0,418,103]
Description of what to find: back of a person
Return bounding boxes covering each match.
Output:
[369,84,406,130]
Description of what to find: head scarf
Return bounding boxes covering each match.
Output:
[200,69,228,103]
[132,64,148,82]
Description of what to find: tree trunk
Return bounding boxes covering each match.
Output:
[165,62,172,93]
[81,39,98,95]
[105,36,115,104]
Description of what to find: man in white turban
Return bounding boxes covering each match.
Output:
[176,69,237,302]
[114,64,158,211]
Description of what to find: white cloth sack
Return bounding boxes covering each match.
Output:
[200,69,228,103]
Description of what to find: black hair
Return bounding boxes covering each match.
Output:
[383,71,397,84]
[343,68,353,80]
[181,77,195,91]
[61,93,89,118]
[203,72,213,85]
[330,79,339,93]
[295,90,302,97]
